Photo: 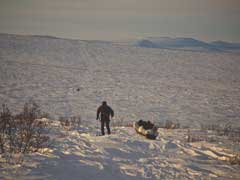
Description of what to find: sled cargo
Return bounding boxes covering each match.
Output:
[134,120,158,140]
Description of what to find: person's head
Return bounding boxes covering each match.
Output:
[102,101,107,106]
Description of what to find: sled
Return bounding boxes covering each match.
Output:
[133,120,158,140]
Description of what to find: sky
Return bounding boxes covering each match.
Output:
[0,0,240,42]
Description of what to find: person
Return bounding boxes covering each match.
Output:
[96,101,114,135]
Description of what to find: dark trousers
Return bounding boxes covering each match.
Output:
[101,120,111,135]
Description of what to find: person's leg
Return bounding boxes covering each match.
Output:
[106,120,111,135]
[101,120,105,135]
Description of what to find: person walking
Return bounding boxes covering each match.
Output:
[96,101,114,135]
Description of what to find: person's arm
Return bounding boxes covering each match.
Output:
[96,106,101,120]
[110,107,114,118]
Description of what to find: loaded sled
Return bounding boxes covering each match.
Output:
[134,120,158,140]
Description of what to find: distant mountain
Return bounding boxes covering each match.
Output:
[136,37,240,52]
[210,41,240,50]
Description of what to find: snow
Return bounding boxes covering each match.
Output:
[0,34,240,179]
[0,34,240,128]
[0,121,239,180]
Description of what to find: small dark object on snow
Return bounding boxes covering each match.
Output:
[134,120,158,140]
[77,88,80,91]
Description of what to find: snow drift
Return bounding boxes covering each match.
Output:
[0,120,239,180]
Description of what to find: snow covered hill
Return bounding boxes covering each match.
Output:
[0,120,239,180]
[0,33,240,127]
[0,34,240,179]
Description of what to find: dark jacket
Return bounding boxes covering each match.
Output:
[97,104,114,121]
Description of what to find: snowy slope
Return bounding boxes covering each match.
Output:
[0,34,240,127]
[0,121,239,180]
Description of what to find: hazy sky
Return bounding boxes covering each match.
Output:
[0,0,240,42]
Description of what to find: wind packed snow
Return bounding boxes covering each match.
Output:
[1,120,239,180]
[0,34,240,127]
